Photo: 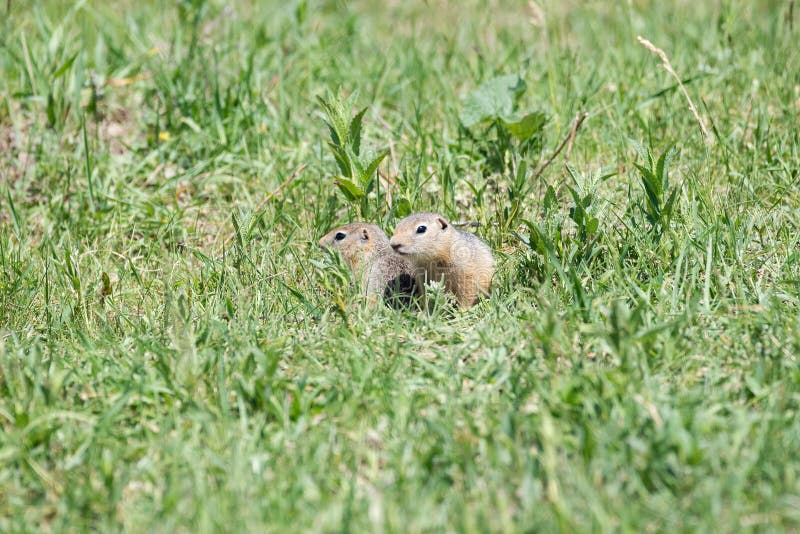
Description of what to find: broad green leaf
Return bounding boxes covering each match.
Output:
[317,96,343,146]
[329,144,352,178]
[334,177,365,201]
[460,74,526,127]
[346,145,364,179]
[394,197,412,217]
[348,107,368,156]
[523,220,549,255]
[317,93,351,148]
[502,111,547,141]
[322,118,341,148]
[359,148,389,186]
[570,204,585,225]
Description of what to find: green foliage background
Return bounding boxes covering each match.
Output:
[1,0,799,531]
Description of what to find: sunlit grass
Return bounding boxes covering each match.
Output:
[1,0,799,531]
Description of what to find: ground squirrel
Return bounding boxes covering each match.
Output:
[318,222,417,305]
[389,213,495,308]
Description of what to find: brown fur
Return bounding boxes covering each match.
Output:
[389,213,494,308]
[319,222,417,304]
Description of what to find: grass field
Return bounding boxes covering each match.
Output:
[2,0,800,531]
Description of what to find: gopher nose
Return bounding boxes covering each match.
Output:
[390,242,401,251]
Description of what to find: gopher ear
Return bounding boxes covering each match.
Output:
[361,228,369,240]
[436,217,448,230]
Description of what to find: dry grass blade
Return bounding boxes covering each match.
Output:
[531,111,588,181]
[637,35,712,143]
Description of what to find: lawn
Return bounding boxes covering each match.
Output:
[1,0,800,531]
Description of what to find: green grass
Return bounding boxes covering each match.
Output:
[2,0,800,531]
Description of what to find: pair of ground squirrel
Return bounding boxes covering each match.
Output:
[319,213,495,308]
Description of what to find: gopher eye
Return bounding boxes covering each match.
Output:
[334,232,346,241]
[416,225,427,234]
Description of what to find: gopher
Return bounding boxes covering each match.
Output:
[389,213,494,308]
[318,222,417,305]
